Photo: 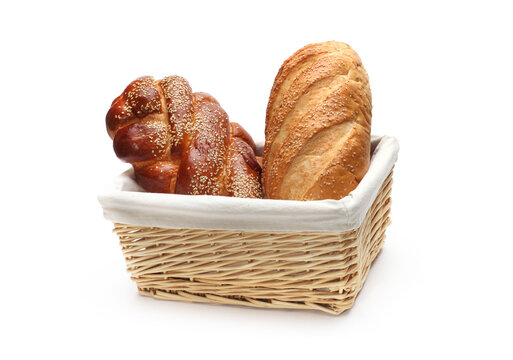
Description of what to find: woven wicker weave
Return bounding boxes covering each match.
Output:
[113,171,393,315]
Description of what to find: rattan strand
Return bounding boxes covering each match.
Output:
[113,171,393,315]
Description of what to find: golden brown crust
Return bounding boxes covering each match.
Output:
[134,161,179,194]
[225,137,262,198]
[175,94,230,195]
[263,41,371,200]
[106,76,262,198]
[230,122,256,152]
[113,121,169,163]
[158,76,194,156]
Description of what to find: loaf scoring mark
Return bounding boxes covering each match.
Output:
[263,41,371,200]
[271,79,362,195]
[303,121,370,200]
[281,122,356,199]
[266,72,351,181]
[266,41,353,138]
[265,55,356,198]
[279,78,371,199]
[267,54,326,133]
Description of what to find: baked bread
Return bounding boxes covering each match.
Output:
[106,75,262,198]
[263,41,372,200]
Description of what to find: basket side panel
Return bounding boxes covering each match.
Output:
[356,171,393,292]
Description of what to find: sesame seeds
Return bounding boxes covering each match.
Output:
[226,140,262,198]
[159,76,194,149]
[181,101,230,195]
[124,76,162,117]
[263,43,371,200]
[108,75,262,198]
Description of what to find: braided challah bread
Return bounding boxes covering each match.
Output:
[263,41,372,200]
[106,76,262,198]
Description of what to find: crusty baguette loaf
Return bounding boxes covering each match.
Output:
[106,75,262,198]
[263,41,372,200]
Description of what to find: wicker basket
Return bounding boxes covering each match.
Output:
[100,136,398,315]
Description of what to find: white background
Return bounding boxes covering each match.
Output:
[1,1,512,359]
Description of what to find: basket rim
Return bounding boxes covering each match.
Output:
[98,135,399,232]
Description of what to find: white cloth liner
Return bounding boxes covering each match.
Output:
[98,135,399,232]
